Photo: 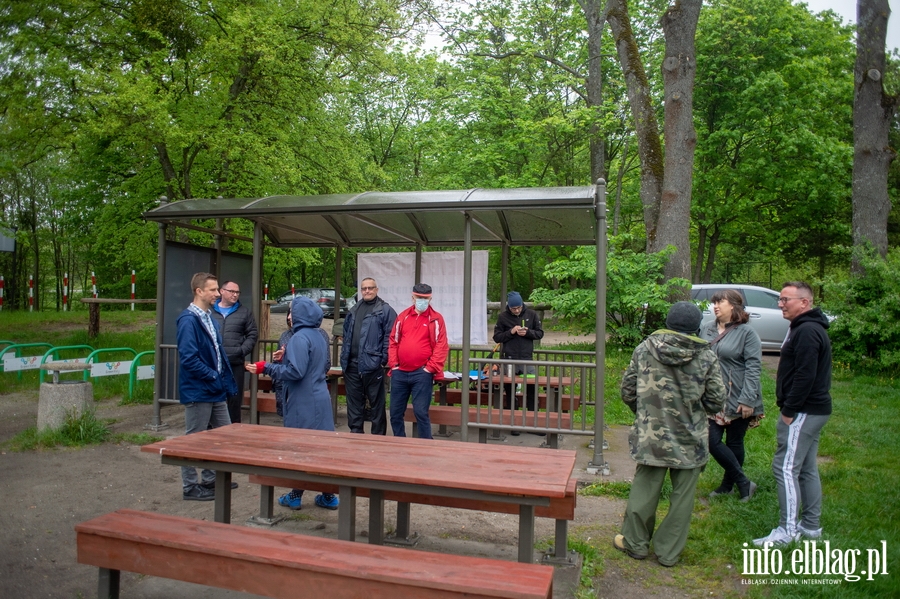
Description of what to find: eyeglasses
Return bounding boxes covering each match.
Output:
[777,296,804,304]
[221,289,240,295]
[360,286,377,291]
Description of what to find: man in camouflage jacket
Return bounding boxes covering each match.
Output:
[614,302,726,567]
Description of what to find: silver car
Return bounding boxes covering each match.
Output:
[691,284,787,352]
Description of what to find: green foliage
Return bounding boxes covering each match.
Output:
[581,480,632,500]
[531,236,689,348]
[6,409,111,451]
[823,247,900,374]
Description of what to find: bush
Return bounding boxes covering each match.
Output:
[822,247,900,374]
[531,235,689,348]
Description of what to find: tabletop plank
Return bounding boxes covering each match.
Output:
[143,425,575,498]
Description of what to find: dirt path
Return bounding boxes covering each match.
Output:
[0,319,759,598]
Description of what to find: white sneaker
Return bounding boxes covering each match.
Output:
[752,526,799,547]
[798,526,822,539]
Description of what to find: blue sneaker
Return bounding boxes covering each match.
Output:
[278,492,302,510]
[315,493,339,510]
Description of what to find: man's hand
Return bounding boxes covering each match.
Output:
[737,403,753,418]
[517,327,527,336]
[781,414,794,425]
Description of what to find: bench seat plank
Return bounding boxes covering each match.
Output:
[77,509,553,599]
[407,405,572,430]
[435,388,580,411]
[249,475,577,521]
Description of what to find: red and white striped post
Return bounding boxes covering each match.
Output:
[291,284,295,298]
[264,283,269,301]
[63,273,69,311]
[130,270,136,311]
[29,275,34,311]
[91,272,97,298]
[0,275,4,311]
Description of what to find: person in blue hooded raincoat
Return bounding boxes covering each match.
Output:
[246,295,337,510]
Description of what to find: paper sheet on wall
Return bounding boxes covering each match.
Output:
[357,251,489,345]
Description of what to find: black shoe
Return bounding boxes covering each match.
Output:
[183,485,215,501]
[709,484,733,498]
[201,481,238,490]
[527,431,546,437]
[739,481,757,502]
[510,430,521,436]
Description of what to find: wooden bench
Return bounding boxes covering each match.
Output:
[405,405,572,448]
[249,475,577,560]
[434,387,580,411]
[76,509,554,599]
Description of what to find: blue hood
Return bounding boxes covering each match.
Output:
[291,296,324,330]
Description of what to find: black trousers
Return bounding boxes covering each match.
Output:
[708,416,751,489]
[344,364,387,435]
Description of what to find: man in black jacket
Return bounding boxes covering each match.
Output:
[754,281,832,547]
[492,292,544,429]
[211,281,258,424]
[340,277,397,434]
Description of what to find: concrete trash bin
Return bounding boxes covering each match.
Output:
[38,362,95,432]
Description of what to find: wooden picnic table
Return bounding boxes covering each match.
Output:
[141,424,576,563]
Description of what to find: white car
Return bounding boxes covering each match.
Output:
[691,284,787,352]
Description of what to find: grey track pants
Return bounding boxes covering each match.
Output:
[772,412,830,534]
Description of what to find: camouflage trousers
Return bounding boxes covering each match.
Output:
[621,464,701,566]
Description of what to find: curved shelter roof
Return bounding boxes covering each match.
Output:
[142,186,600,247]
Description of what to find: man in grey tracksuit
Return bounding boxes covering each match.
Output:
[754,281,832,547]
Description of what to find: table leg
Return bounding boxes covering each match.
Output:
[368,489,384,544]
[436,384,451,437]
[260,485,275,519]
[214,472,232,524]
[554,518,568,559]
[98,567,120,599]
[518,504,536,563]
[337,484,356,542]
[396,501,411,539]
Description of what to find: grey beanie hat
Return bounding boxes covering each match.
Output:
[666,301,702,335]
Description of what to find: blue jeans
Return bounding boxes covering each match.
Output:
[389,368,434,439]
[181,401,231,490]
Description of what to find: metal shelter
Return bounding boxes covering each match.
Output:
[143,183,609,471]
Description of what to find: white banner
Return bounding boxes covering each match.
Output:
[91,360,133,377]
[357,251,489,345]
[136,364,155,381]
[3,354,42,372]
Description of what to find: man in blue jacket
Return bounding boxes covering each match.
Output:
[340,277,397,435]
[176,272,238,501]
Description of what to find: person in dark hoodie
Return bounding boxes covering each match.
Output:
[753,281,832,548]
[614,301,726,567]
[246,296,337,511]
[492,291,544,414]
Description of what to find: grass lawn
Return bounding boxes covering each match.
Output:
[584,351,900,597]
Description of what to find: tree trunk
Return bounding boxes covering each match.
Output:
[703,226,720,284]
[694,222,707,283]
[652,0,701,290]
[605,0,664,250]
[852,0,898,272]
[581,0,607,184]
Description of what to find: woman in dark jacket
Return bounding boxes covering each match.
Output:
[699,289,765,501]
[246,296,336,511]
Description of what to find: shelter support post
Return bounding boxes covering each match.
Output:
[589,180,609,474]
[250,223,263,424]
[150,197,169,430]
[460,213,473,442]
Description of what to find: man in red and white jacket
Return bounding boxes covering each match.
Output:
[387,283,449,438]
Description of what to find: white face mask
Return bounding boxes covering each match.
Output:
[415,298,430,312]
